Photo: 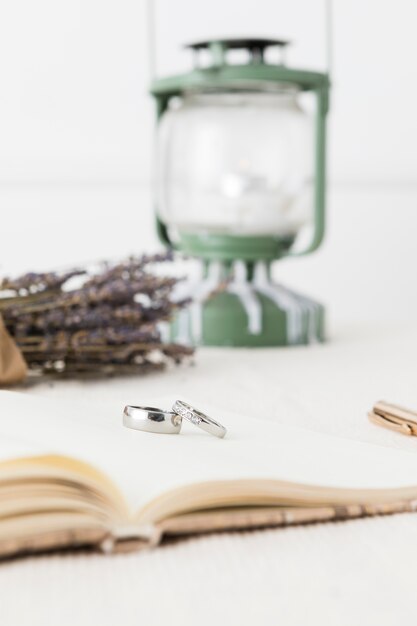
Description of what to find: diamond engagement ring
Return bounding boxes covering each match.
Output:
[172,400,227,439]
[123,405,182,434]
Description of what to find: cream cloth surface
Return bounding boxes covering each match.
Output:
[2,321,417,626]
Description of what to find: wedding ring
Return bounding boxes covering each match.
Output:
[123,405,182,435]
[172,400,227,439]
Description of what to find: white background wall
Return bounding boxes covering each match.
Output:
[1,0,417,327]
[1,0,416,184]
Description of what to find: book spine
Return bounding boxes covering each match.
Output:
[99,524,162,554]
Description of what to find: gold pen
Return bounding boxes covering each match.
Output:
[368,401,417,436]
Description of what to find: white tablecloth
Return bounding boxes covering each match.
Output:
[2,321,417,626]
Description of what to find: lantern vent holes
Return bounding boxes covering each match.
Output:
[185,38,290,70]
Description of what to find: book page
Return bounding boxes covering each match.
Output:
[2,390,417,518]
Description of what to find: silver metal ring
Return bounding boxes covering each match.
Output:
[123,405,182,434]
[172,400,227,439]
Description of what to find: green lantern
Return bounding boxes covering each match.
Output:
[151,38,330,347]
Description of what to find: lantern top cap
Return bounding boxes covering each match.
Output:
[185,37,290,52]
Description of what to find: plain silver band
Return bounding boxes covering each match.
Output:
[123,405,182,435]
[172,400,227,439]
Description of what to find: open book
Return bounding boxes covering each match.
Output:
[1,389,417,559]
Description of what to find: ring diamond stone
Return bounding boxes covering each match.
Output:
[172,400,227,438]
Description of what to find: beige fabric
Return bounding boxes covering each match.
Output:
[1,322,417,625]
[0,315,27,385]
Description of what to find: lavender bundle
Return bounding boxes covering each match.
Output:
[0,253,193,379]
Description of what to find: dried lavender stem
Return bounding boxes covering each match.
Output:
[0,255,193,380]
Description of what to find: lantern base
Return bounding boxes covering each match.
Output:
[169,261,325,347]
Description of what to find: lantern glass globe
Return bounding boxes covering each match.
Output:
[156,87,314,242]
